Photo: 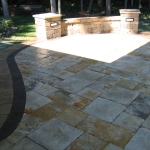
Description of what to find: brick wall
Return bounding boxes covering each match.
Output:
[61,16,121,36]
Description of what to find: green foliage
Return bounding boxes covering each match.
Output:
[0,18,13,32]
[11,16,35,37]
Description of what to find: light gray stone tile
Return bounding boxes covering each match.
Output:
[25,91,52,113]
[54,70,74,79]
[90,75,119,92]
[29,72,62,86]
[51,57,77,67]
[55,77,92,93]
[123,58,149,73]
[36,65,65,76]
[8,138,46,150]
[142,115,150,130]
[83,97,125,122]
[133,67,150,85]
[88,62,105,72]
[102,68,137,80]
[101,85,139,106]
[28,118,83,150]
[33,83,58,96]
[113,112,144,132]
[77,87,102,100]
[103,143,123,150]
[124,128,150,150]
[66,133,108,150]
[73,69,103,82]
[125,94,150,119]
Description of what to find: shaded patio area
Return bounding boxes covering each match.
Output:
[0,33,150,150]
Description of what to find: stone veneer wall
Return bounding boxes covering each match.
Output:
[33,10,140,40]
[61,16,121,36]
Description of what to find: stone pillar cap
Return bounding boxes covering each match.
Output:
[33,13,62,19]
[119,9,141,13]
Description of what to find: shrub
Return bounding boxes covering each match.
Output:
[0,18,14,32]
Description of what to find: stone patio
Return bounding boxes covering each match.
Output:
[0,33,150,150]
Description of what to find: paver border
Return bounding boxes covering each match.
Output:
[0,40,37,141]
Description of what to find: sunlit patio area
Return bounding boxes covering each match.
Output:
[1,33,150,150]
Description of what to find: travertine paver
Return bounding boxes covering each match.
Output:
[33,83,58,96]
[142,115,150,130]
[28,118,83,150]
[73,69,103,82]
[47,90,91,110]
[102,68,137,80]
[88,62,105,72]
[66,133,108,150]
[103,143,123,150]
[124,128,150,150]
[133,67,150,85]
[29,72,62,86]
[54,70,74,79]
[65,60,91,73]
[1,34,150,149]
[113,112,144,132]
[133,83,150,95]
[51,57,78,67]
[89,75,119,92]
[25,91,52,114]
[57,107,88,126]
[116,79,138,90]
[8,138,46,150]
[125,94,150,119]
[36,65,65,76]
[77,116,133,148]
[101,85,139,106]
[83,97,125,122]
[77,87,102,100]
[55,77,92,93]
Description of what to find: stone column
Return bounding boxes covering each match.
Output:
[119,9,140,34]
[33,13,62,40]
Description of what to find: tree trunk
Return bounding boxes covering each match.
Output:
[50,0,57,13]
[1,0,10,18]
[81,0,83,12]
[139,0,142,8]
[98,0,103,6]
[58,0,61,14]
[87,0,93,12]
[124,0,128,8]
[131,0,134,7]
[106,0,111,16]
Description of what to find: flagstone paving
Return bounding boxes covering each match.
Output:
[1,33,150,150]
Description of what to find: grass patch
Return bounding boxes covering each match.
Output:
[0,16,36,43]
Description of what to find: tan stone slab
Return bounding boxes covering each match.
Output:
[29,103,60,121]
[65,61,91,73]
[57,107,88,126]
[116,79,138,90]
[77,116,133,148]
[133,84,150,95]
[67,133,108,150]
